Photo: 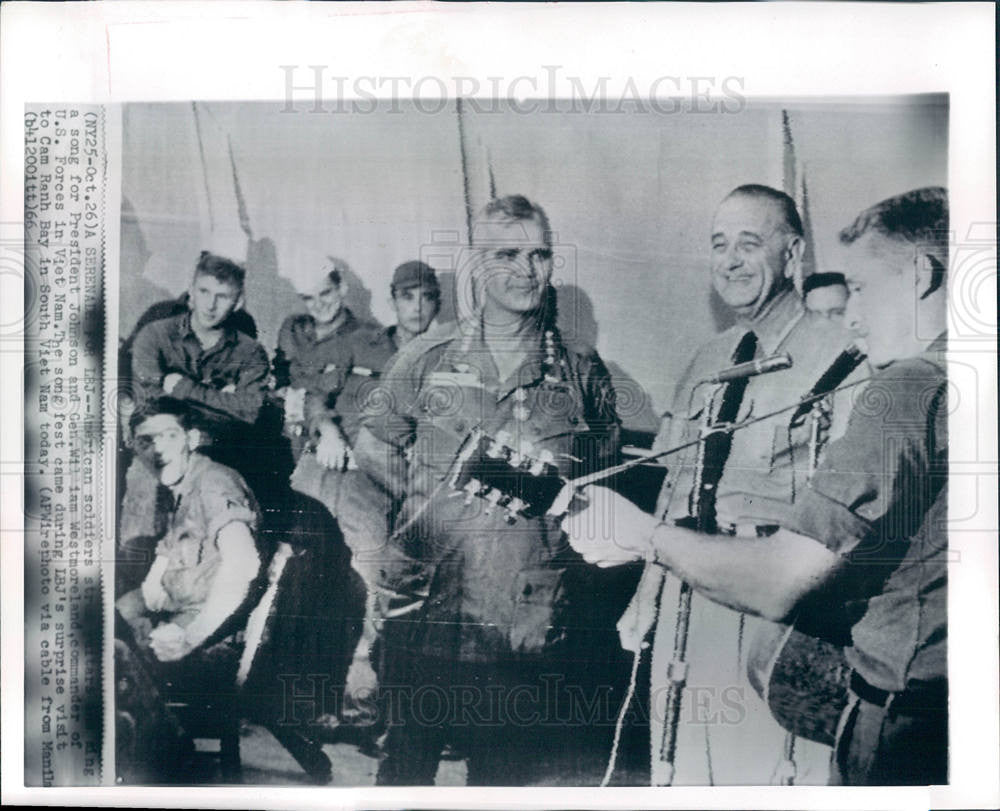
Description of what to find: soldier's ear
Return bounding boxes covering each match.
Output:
[783,234,805,280]
[186,428,202,451]
[234,292,245,312]
[916,252,946,301]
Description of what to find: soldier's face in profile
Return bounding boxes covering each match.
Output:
[710,195,793,316]
[842,234,914,367]
[299,273,345,325]
[391,285,439,336]
[475,217,553,319]
[133,413,197,487]
[189,273,242,331]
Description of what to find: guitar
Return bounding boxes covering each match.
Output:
[447,428,577,522]
[748,621,850,747]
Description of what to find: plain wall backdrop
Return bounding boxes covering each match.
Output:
[120,96,947,431]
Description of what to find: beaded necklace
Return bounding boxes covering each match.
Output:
[456,313,569,422]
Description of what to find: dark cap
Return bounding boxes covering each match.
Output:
[802,272,847,296]
[391,261,440,295]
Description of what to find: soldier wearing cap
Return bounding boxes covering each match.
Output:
[274,256,442,732]
[336,260,442,728]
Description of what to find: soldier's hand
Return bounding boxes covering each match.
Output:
[149,622,190,662]
[140,573,168,612]
[561,485,656,567]
[162,372,185,395]
[284,387,306,424]
[316,426,349,470]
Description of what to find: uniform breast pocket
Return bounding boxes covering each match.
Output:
[173,530,202,567]
[769,418,811,475]
[508,566,570,656]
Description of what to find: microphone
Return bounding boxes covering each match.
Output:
[701,353,793,384]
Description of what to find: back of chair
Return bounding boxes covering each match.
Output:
[237,541,295,686]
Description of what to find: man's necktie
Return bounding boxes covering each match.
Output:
[694,329,758,533]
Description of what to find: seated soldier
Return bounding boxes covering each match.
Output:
[115,396,264,783]
[119,252,273,589]
[272,256,411,739]
[115,396,335,784]
[130,251,268,426]
[116,396,263,663]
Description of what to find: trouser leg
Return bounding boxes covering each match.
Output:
[376,650,448,785]
[831,692,948,785]
[336,471,393,723]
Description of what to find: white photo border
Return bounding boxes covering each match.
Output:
[2,2,996,809]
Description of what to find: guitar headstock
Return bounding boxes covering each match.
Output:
[449,429,571,522]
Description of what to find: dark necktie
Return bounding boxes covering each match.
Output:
[694,329,758,532]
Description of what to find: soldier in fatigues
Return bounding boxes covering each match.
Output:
[617,185,866,784]
[364,196,621,785]
[275,257,443,734]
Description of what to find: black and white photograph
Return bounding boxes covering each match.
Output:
[3,2,997,808]
[107,96,953,789]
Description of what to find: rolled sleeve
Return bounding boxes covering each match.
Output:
[201,483,258,544]
[789,360,945,558]
[790,485,873,556]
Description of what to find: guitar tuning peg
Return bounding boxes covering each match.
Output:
[487,431,512,458]
[483,488,502,515]
[464,479,480,505]
[508,497,527,515]
[528,449,554,477]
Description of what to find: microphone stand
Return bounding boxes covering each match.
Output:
[655,383,722,786]
[776,391,834,785]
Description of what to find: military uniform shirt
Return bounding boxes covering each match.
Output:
[365,323,620,662]
[154,452,261,619]
[130,311,269,426]
[273,309,398,446]
[789,335,947,693]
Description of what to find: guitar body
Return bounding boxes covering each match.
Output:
[750,622,850,748]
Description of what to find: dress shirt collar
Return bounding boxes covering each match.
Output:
[737,285,804,355]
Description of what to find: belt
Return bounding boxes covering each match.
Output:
[849,671,947,715]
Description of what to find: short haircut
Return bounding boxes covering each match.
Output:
[840,187,949,299]
[322,257,346,288]
[803,271,847,296]
[478,195,553,247]
[839,187,949,261]
[194,251,246,292]
[129,395,197,435]
[726,184,804,238]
